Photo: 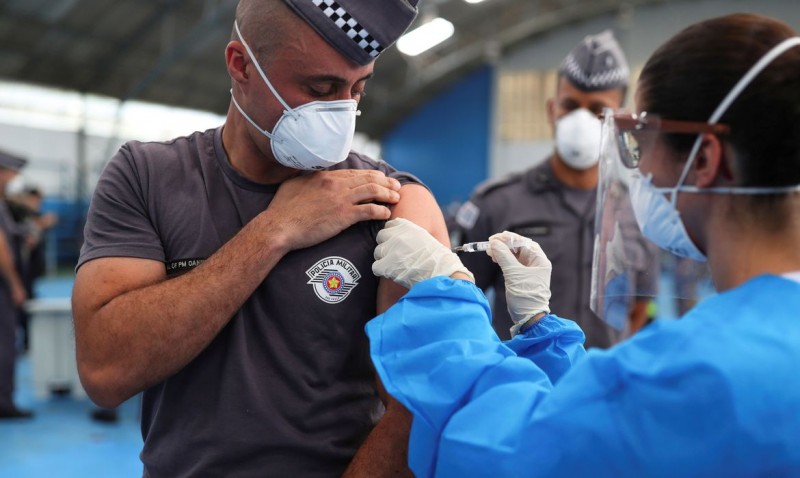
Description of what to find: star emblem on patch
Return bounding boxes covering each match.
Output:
[306,256,361,304]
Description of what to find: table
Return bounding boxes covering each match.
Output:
[26,298,86,399]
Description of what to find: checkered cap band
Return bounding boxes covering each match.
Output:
[561,54,629,90]
[312,0,383,58]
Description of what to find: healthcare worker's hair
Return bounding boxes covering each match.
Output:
[638,14,800,207]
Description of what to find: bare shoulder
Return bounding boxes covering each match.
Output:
[390,183,447,240]
[377,183,448,313]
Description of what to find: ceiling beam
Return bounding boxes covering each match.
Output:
[121,0,236,102]
[79,0,187,92]
[16,0,115,80]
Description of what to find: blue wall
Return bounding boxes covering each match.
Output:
[381,66,491,208]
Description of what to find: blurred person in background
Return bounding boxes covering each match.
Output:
[71,0,447,476]
[0,150,32,419]
[455,31,658,345]
[7,186,58,352]
[368,13,800,477]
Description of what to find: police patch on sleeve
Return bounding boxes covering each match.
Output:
[306,256,361,304]
[455,201,480,230]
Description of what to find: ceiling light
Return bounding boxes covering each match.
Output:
[397,17,455,56]
[464,0,488,3]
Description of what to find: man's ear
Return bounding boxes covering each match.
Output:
[693,133,731,187]
[546,98,556,135]
[225,41,249,84]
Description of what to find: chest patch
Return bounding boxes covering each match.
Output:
[306,256,361,304]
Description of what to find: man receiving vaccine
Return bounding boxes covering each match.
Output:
[456,30,657,346]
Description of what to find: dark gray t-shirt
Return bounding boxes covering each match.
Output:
[456,160,658,347]
[78,127,423,477]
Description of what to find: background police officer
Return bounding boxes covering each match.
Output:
[456,31,658,346]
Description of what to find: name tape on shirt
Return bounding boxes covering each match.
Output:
[306,256,361,304]
[166,258,206,277]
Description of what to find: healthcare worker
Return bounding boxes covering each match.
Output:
[367,13,800,477]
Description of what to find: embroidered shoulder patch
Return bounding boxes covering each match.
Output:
[306,256,361,304]
[455,201,480,230]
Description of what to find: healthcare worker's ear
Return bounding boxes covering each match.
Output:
[692,133,730,188]
[225,41,250,84]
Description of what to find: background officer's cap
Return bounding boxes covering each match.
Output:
[559,29,630,91]
[0,150,27,172]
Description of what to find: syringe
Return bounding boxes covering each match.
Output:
[452,238,532,253]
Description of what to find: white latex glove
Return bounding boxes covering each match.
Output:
[487,231,552,336]
[373,218,474,289]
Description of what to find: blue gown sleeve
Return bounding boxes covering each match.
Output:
[366,277,586,475]
[366,277,737,478]
[505,313,587,384]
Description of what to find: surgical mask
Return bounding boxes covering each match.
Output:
[630,172,707,261]
[231,21,359,170]
[630,36,800,261]
[555,108,602,170]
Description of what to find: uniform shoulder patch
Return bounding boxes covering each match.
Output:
[306,256,361,304]
[455,201,480,230]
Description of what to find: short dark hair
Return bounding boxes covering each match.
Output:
[638,14,800,227]
[638,14,800,189]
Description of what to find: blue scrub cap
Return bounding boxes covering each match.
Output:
[283,0,419,66]
[560,30,630,91]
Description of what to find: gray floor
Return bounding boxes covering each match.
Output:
[0,356,143,477]
[0,277,143,478]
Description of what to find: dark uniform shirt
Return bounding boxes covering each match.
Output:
[457,160,618,347]
[78,127,423,477]
[0,200,20,406]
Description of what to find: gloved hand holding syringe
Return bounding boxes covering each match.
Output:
[373,220,550,336]
[452,238,532,253]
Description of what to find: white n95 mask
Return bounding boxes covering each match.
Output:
[555,108,603,170]
[231,21,359,170]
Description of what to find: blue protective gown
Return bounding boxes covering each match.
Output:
[366,275,800,477]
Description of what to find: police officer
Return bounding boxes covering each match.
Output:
[456,31,657,346]
[0,150,32,419]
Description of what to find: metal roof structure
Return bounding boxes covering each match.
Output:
[0,0,667,138]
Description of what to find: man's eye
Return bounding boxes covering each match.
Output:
[309,88,332,97]
[560,103,579,114]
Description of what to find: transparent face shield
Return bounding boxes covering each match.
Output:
[590,111,713,330]
[592,36,800,330]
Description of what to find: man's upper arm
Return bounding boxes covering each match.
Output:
[73,146,168,336]
[376,183,449,314]
[78,146,165,269]
[72,257,166,323]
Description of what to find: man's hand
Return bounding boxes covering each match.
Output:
[266,170,401,251]
[487,232,552,336]
[373,218,474,289]
[9,275,26,306]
